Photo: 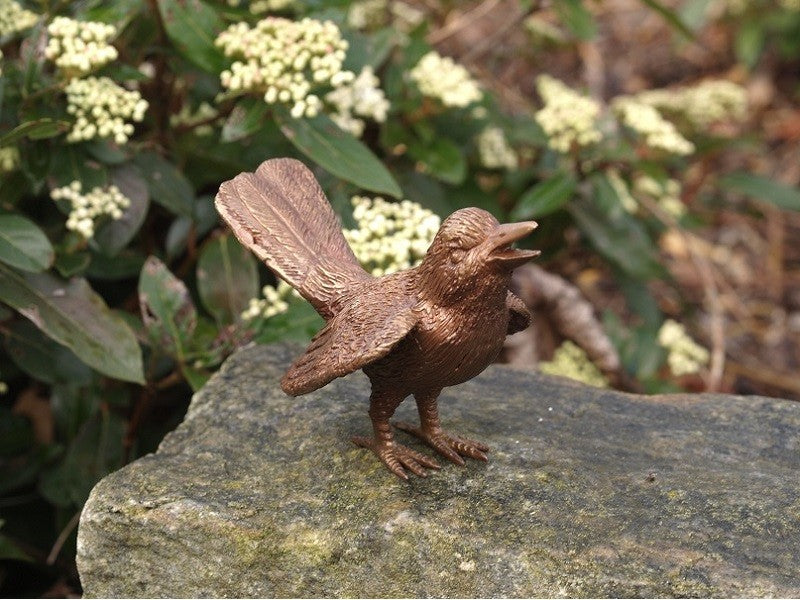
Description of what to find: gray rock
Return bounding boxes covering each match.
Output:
[77,343,800,598]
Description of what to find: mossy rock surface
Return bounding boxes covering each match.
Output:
[78,343,800,598]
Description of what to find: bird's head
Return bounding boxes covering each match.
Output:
[416,207,539,305]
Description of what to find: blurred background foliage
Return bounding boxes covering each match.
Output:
[1,0,799,595]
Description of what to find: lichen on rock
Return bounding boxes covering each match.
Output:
[77,343,800,597]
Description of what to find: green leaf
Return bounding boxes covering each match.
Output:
[221,98,269,142]
[49,145,108,189]
[554,0,596,40]
[407,137,466,185]
[0,410,34,456]
[0,119,69,148]
[39,408,125,507]
[197,234,258,324]
[253,299,323,345]
[4,320,93,385]
[132,152,194,216]
[0,520,31,562]
[639,0,697,40]
[166,196,219,260]
[569,201,661,279]
[86,248,146,280]
[343,28,397,72]
[157,0,226,73]
[511,172,576,220]
[0,265,145,383]
[181,365,211,392]
[138,256,197,360]
[276,110,402,198]
[93,164,150,255]
[0,214,54,272]
[568,175,663,279]
[54,251,91,277]
[0,444,62,495]
[720,172,800,211]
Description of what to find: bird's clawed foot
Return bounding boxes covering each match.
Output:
[351,436,441,480]
[393,422,490,465]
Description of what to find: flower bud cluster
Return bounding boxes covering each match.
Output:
[65,76,148,144]
[612,97,694,156]
[657,319,709,377]
[535,75,602,153]
[51,180,131,239]
[0,0,38,36]
[347,0,387,29]
[390,1,424,31]
[325,67,390,137]
[409,51,483,108]
[0,146,20,172]
[241,281,292,321]
[170,101,218,136]
[635,175,685,218]
[249,0,296,14]
[606,168,637,213]
[476,126,517,170]
[45,17,118,76]
[635,80,747,128]
[344,196,440,276]
[216,17,354,119]
[539,341,608,388]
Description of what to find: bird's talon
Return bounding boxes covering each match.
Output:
[351,436,439,479]
[394,423,489,465]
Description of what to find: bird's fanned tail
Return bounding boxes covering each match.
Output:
[215,158,370,318]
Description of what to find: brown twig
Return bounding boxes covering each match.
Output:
[727,360,800,397]
[427,0,504,45]
[46,510,81,566]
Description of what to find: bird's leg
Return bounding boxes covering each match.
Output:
[395,389,489,465]
[351,388,441,480]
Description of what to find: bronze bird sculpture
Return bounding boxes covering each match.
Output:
[216,158,539,479]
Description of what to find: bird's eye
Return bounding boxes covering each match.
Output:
[450,249,465,264]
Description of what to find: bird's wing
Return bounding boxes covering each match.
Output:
[281,293,419,396]
[216,158,370,318]
[506,290,532,334]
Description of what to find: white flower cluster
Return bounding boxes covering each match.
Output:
[0,0,38,36]
[476,126,517,170]
[326,67,390,137]
[606,168,637,213]
[0,380,7,395]
[0,146,19,172]
[45,17,118,76]
[612,97,694,156]
[347,0,387,29]
[535,75,602,153]
[657,319,710,377]
[241,281,292,321]
[170,101,218,136]
[539,341,608,388]
[51,181,131,239]
[249,0,296,14]
[216,17,354,119]
[344,196,440,276]
[409,51,483,108]
[636,80,747,128]
[635,175,685,218]
[390,1,425,32]
[65,76,148,144]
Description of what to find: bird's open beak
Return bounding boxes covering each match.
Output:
[486,221,540,269]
